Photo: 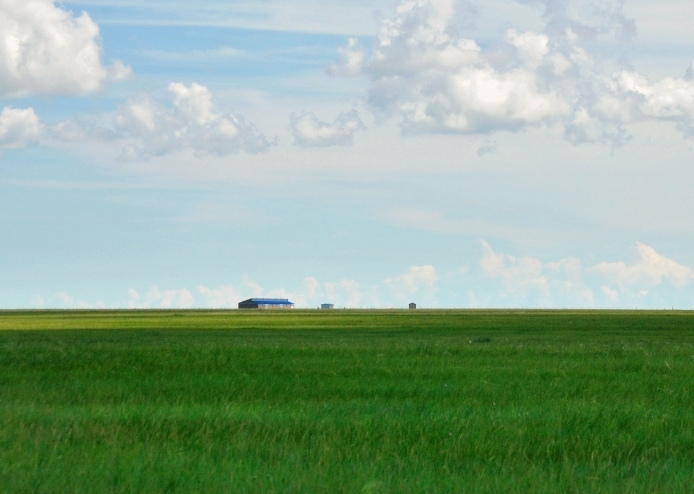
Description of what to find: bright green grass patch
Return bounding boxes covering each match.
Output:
[0,310,693,492]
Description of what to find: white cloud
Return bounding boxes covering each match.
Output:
[25,241,694,310]
[0,0,131,98]
[519,0,636,41]
[302,277,321,298]
[330,0,694,144]
[0,107,44,149]
[610,71,694,136]
[478,240,595,307]
[342,0,569,134]
[128,286,195,308]
[168,82,217,125]
[322,279,362,308]
[475,240,694,307]
[385,265,438,294]
[480,240,547,289]
[92,82,272,159]
[290,110,365,147]
[601,285,619,303]
[197,284,242,308]
[32,291,106,309]
[266,276,364,308]
[327,38,365,76]
[286,276,364,308]
[263,287,307,307]
[590,242,694,288]
[198,280,308,308]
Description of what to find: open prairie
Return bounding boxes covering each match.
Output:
[0,310,693,492]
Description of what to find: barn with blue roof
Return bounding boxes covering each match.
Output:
[238,298,294,309]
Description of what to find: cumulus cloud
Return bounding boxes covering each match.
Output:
[590,242,694,288]
[601,285,619,303]
[32,292,106,309]
[94,82,272,159]
[322,279,363,308]
[0,0,131,98]
[197,284,243,308]
[330,0,694,144]
[476,240,694,307]
[128,286,195,309]
[195,277,368,309]
[480,240,548,289]
[25,242,694,309]
[518,0,636,42]
[479,240,594,306]
[0,107,44,149]
[198,280,309,308]
[292,276,364,308]
[385,265,438,294]
[327,38,366,76]
[334,0,569,134]
[290,110,364,147]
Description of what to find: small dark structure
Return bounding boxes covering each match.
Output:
[321,303,334,309]
[238,298,294,309]
[409,302,417,309]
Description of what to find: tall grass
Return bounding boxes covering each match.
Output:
[0,310,693,492]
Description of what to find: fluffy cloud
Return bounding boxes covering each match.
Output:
[480,240,548,290]
[99,82,272,159]
[385,265,438,294]
[198,280,309,308]
[32,292,106,309]
[478,240,594,306]
[298,277,364,308]
[0,107,43,149]
[476,240,694,307]
[322,279,363,308]
[27,242,694,309]
[0,0,131,98]
[327,38,366,77]
[290,110,364,147]
[197,284,243,308]
[590,242,694,288]
[332,0,569,134]
[519,0,636,40]
[330,0,694,144]
[128,286,195,309]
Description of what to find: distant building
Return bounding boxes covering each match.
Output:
[238,298,294,309]
[321,303,334,309]
[409,303,417,309]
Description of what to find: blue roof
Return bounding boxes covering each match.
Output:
[247,298,294,304]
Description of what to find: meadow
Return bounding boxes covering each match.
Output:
[0,309,693,492]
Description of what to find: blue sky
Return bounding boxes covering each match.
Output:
[1,0,694,309]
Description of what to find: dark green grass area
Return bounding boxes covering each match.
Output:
[1,310,693,492]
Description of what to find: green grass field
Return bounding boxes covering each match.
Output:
[1,310,693,492]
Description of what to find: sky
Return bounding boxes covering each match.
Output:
[1,0,694,309]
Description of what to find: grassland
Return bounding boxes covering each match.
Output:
[0,309,693,492]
